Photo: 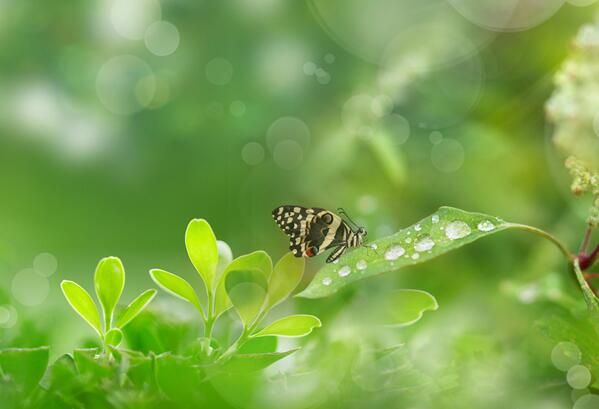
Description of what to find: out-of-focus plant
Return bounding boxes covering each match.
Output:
[546,15,599,277]
[60,257,157,352]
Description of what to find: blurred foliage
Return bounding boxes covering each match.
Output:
[1,0,599,408]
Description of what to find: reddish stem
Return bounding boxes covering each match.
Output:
[579,243,599,270]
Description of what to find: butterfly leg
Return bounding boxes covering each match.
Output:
[326,245,347,263]
[364,242,381,257]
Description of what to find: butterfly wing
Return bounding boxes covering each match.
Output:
[272,206,352,260]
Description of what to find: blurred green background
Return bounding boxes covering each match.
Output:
[1,0,598,407]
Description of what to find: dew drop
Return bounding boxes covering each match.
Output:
[477,220,496,232]
[431,214,439,224]
[414,224,422,231]
[414,236,435,252]
[411,253,420,260]
[338,266,351,277]
[385,246,405,260]
[356,260,367,270]
[322,277,332,286]
[370,243,378,250]
[445,221,471,240]
[405,237,412,244]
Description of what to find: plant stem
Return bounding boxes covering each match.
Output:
[204,291,215,339]
[580,225,593,254]
[580,243,599,270]
[506,223,575,262]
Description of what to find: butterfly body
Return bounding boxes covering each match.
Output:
[272,205,367,263]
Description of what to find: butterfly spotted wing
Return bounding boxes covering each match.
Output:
[272,205,353,263]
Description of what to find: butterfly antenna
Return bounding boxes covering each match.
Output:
[337,208,361,230]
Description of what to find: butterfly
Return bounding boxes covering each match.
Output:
[272,205,367,263]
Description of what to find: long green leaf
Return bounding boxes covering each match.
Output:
[185,219,219,292]
[297,207,508,298]
[94,257,125,330]
[116,289,157,328]
[61,280,103,336]
[221,349,299,373]
[150,269,205,318]
[253,314,321,338]
[215,251,273,318]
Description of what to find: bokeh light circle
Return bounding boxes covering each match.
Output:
[0,305,18,328]
[11,268,49,307]
[33,252,57,277]
[303,62,317,75]
[145,21,180,56]
[205,58,234,85]
[230,100,246,117]
[376,113,410,145]
[574,394,599,409]
[342,94,376,134]
[273,140,303,170]
[241,142,265,166]
[96,55,156,115]
[429,131,443,144]
[568,365,592,389]
[551,342,582,371]
[110,0,161,40]
[447,0,565,32]
[371,94,394,117]
[431,139,465,172]
[266,116,311,152]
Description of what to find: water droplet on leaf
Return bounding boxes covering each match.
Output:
[445,221,471,240]
[414,224,422,231]
[477,220,496,232]
[414,237,435,252]
[385,246,405,260]
[431,214,439,223]
[338,266,351,277]
[356,260,367,270]
[322,277,332,286]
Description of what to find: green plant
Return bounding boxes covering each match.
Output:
[60,257,157,352]
[149,219,321,370]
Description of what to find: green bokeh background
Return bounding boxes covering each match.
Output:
[1,0,598,407]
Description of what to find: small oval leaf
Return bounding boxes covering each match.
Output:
[253,314,321,338]
[116,289,157,328]
[94,257,125,329]
[225,269,268,327]
[377,289,438,327]
[297,207,507,298]
[215,251,273,318]
[61,280,102,336]
[266,252,304,310]
[149,269,205,318]
[185,219,219,292]
[105,328,123,347]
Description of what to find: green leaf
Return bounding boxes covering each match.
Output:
[297,207,508,298]
[225,269,268,327]
[116,289,157,328]
[105,328,123,347]
[215,251,273,318]
[221,349,299,373]
[0,347,49,395]
[376,289,438,327]
[73,348,113,378]
[238,336,278,354]
[61,280,103,336]
[155,354,203,403]
[266,252,304,310]
[94,257,125,330]
[253,314,321,337]
[149,269,205,318]
[185,219,219,292]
